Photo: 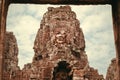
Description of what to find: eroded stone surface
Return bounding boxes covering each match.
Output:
[23,6,104,80]
[3,6,105,80]
[3,32,20,80]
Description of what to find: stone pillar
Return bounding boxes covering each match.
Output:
[0,0,9,80]
[112,0,120,80]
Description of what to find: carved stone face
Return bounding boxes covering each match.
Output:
[55,30,66,44]
[52,26,67,47]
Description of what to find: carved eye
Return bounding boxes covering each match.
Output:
[56,18,60,20]
[71,49,80,59]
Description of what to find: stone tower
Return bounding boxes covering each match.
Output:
[26,6,104,80]
[3,32,20,80]
[32,6,87,80]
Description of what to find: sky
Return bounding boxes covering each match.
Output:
[6,4,116,77]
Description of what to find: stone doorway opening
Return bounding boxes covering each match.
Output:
[52,61,73,80]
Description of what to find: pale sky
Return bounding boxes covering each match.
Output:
[7,4,115,77]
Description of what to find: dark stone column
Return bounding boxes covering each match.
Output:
[0,0,9,80]
[112,0,120,80]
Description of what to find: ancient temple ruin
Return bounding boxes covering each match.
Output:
[3,32,20,80]
[3,6,105,80]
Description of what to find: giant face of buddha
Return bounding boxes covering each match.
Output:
[55,29,66,44]
[52,26,68,47]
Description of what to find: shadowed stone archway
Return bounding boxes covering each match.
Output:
[52,61,73,80]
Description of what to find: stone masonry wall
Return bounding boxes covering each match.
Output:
[3,32,20,80]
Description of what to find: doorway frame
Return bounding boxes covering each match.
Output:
[0,0,120,80]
